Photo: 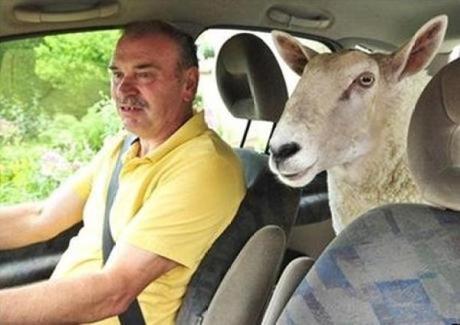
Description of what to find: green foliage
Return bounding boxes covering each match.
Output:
[33,30,119,117]
[0,145,59,203]
[0,95,48,142]
[0,30,124,204]
[0,97,121,204]
[199,43,215,59]
[0,30,123,204]
[0,37,43,66]
[35,31,119,89]
[0,30,119,119]
[39,97,121,159]
[0,38,52,113]
[193,93,204,111]
[80,98,121,151]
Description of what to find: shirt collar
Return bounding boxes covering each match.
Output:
[124,111,208,164]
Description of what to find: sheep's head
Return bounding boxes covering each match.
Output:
[269,15,448,188]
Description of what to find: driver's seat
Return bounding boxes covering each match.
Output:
[176,33,300,324]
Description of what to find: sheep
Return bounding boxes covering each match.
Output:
[268,15,448,233]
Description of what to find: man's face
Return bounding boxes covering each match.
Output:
[110,33,198,140]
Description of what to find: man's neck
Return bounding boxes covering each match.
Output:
[136,109,193,158]
[138,137,165,157]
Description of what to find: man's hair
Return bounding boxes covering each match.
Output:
[121,20,198,69]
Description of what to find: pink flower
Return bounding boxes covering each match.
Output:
[40,150,72,178]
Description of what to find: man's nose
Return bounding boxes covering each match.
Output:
[116,77,139,97]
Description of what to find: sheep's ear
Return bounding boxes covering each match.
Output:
[391,15,448,81]
[272,30,318,76]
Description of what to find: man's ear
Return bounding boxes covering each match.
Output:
[390,15,448,81]
[182,67,199,103]
[272,30,318,76]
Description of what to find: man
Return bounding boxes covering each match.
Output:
[0,21,246,324]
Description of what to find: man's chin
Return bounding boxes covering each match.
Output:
[120,115,137,127]
[120,120,139,134]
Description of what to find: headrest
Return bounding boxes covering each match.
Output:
[215,33,288,121]
[407,57,460,211]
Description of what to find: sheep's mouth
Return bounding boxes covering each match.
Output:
[280,168,311,181]
[278,165,318,186]
[278,159,319,187]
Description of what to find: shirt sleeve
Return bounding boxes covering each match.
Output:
[119,154,246,269]
[67,162,95,200]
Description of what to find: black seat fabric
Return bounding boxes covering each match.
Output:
[176,148,300,324]
[295,172,330,225]
[0,222,81,288]
[276,204,460,324]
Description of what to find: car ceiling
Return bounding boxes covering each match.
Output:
[1,0,460,53]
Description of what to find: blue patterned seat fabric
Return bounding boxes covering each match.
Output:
[278,203,460,324]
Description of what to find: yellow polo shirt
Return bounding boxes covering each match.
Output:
[51,112,246,324]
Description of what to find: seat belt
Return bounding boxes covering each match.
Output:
[102,135,146,325]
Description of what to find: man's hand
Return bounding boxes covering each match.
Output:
[0,242,178,323]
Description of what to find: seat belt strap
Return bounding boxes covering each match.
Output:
[102,134,146,325]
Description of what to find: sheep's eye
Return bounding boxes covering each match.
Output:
[357,72,375,88]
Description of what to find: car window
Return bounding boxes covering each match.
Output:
[0,30,120,203]
[0,28,329,204]
[449,44,460,61]
[195,29,331,151]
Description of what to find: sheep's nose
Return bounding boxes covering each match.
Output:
[270,142,300,163]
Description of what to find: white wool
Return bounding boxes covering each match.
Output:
[327,72,431,233]
[270,17,448,234]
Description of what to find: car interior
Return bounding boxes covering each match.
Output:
[0,0,460,324]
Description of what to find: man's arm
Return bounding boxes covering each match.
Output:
[0,242,178,323]
[0,180,85,250]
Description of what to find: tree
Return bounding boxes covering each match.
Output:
[0,37,51,112]
[34,30,120,117]
[35,31,119,89]
[0,30,120,118]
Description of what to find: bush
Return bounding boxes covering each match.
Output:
[37,97,121,163]
[198,42,215,60]
[79,97,121,151]
[0,95,48,143]
[0,97,121,204]
[0,145,60,203]
[202,44,215,59]
[0,31,122,204]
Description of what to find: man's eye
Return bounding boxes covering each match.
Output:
[111,72,123,81]
[137,72,155,81]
